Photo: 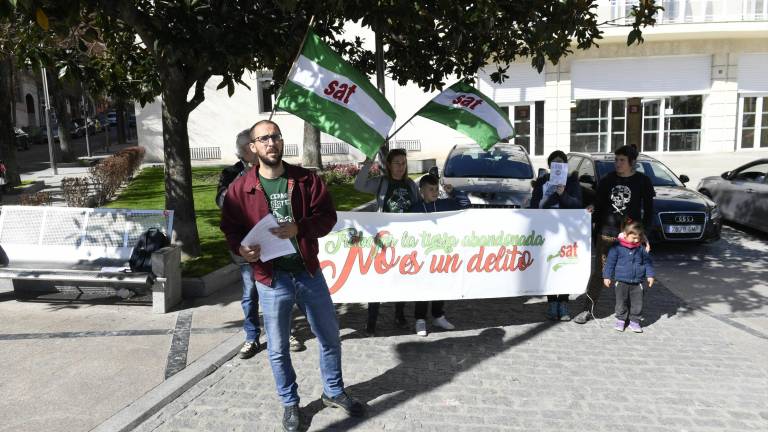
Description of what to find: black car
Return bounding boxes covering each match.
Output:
[568,152,722,243]
[696,159,768,233]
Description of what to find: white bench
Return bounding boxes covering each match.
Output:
[0,205,181,313]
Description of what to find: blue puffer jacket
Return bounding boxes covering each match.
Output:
[603,243,655,284]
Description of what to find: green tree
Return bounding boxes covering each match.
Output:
[2,0,660,257]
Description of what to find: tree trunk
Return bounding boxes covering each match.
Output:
[161,76,201,258]
[302,121,322,169]
[116,100,127,145]
[0,57,21,187]
[48,73,74,162]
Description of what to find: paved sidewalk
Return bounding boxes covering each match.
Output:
[131,229,768,432]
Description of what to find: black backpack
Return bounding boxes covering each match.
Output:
[129,228,170,272]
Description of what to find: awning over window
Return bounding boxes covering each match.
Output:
[571,55,712,99]
[738,53,768,94]
[478,63,546,103]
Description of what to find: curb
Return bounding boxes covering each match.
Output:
[182,263,240,298]
[90,331,243,432]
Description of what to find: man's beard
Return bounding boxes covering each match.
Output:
[257,148,283,167]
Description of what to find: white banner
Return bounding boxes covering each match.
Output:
[319,209,592,303]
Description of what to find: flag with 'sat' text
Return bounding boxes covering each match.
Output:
[276,31,395,158]
[414,80,514,150]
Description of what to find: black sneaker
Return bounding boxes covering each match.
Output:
[282,404,302,432]
[238,340,260,359]
[289,335,305,352]
[322,392,365,417]
[573,310,592,324]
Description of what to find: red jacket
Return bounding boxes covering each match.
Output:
[220,162,337,286]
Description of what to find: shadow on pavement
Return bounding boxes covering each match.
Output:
[301,323,553,431]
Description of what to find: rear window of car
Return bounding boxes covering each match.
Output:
[444,146,533,179]
[596,160,682,187]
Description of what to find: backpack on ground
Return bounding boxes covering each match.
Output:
[129,228,170,273]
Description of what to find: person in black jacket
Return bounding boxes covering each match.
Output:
[573,145,655,324]
[530,150,582,321]
[216,130,262,359]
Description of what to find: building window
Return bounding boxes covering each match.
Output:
[501,102,544,155]
[642,95,702,152]
[739,95,768,149]
[258,79,275,114]
[571,99,625,153]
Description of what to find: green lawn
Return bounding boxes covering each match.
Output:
[107,166,373,277]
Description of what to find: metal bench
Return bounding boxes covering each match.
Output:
[0,206,181,313]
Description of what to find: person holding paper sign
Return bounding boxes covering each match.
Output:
[530,150,582,321]
[220,120,364,432]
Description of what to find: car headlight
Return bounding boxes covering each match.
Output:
[710,205,721,220]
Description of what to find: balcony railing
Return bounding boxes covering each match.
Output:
[599,0,768,25]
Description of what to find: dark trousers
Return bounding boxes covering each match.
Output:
[414,301,445,320]
[367,302,405,326]
[547,294,569,303]
[584,234,617,311]
[614,281,643,322]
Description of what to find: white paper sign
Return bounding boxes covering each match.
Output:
[318,209,591,303]
[240,213,296,262]
[549,162,568,186]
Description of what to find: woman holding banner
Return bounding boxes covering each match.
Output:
[354,148,420,336]
[530,150,583,321]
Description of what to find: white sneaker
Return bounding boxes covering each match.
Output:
[432,315,455,330]
[415,319,427,336]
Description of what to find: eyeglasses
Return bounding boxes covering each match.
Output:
[251,133,283,144]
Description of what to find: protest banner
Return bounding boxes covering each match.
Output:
[319,209,591,303]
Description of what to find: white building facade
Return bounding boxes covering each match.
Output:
[137,0,768,181]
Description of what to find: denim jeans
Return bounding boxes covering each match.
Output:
[256,269,344,406]
[240,264,260,342]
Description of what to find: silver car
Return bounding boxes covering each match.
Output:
[439,143,534,208]
[697,159,768,233]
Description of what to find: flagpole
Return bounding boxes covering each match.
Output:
[385,111,419,142]
[270,15,316,121]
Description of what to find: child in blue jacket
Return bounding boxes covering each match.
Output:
[407,174,470,336]
[602,221,655,333]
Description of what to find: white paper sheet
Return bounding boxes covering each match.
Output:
[549,162,568,186]
[240,213,296,262]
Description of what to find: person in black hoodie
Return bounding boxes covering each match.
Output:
[573,145,654,324]
[530,150,582,321]
[407,174,469,336]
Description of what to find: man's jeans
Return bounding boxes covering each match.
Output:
[256,269,344,406]
[240,264,261,342]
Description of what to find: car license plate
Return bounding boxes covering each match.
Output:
[665,225,702,234]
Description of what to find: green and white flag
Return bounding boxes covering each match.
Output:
[415,81,514,150]
[276,31,395,159]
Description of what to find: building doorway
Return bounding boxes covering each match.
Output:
[25,94,37,127]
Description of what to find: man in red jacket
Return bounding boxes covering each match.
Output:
[220,120,364,432]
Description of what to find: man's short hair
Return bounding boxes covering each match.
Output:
[547,150,568,166]
[248,120,281,137]
[615,144,639,163]
[419,174,439,188]
[235,129,251,158]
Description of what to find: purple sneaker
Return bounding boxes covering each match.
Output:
[628,321,643,333]
[613,320,625,332]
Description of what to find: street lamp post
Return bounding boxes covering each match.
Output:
[40,67,57,175]
[81,84,91,157]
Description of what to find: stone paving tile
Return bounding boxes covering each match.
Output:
[135,282,768,432]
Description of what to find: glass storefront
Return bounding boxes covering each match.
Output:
[572,95,702,153]
[739,95,768,149]
[570,99,626,152]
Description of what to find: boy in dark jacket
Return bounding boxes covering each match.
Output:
[602,221,655,333]
[407,174,469,336]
